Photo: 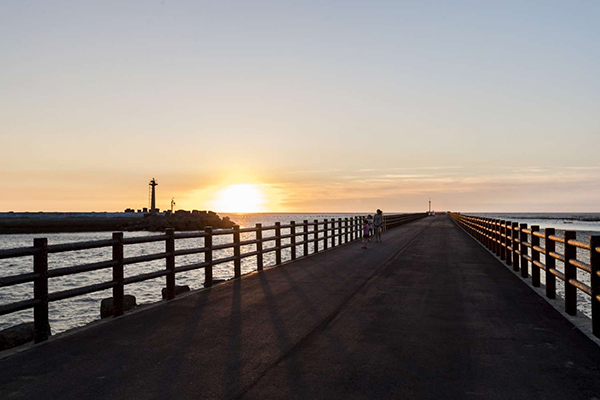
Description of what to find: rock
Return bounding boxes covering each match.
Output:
[125,209,236,232]
[100,295,137,319]
[161,285,190,299]
[0,322,51,351]
[203,279,227,288]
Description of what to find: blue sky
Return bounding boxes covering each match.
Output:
[1,1,599,212]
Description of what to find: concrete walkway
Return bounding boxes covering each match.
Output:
[1,215,599,399]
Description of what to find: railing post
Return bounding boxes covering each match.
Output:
[323,219,328,250]
[490,219,495,251]
[484,219,488,246]
[545,228,556,299]
[112,232,125,314]
[480,218,485,247]
[499,220,506,260]
[303,220,309,257]
[332,219,336,247]
[275,222,282,265]
[531,226,540,287]
[467,218,477,239]
[256,223,263,271]
[314,219,319,253]
[504,221,510,261]
[479,218,484,244]
[505,221,512,266]
[348,217,352,241]
[481,218,485,245]
[344,217,348,243]
[482,219,486,245]
[165,229,175,300]
[511,222,519,272]
[564,230,577,316]
[490,219,495,253]
[204,226,213,287]
[495,220,502,257]
[485,219,491,250]
[290,221,297,260]
[33,238,50,343]
[470,216,474,239]
[488,219,496,253]
[234,225,241,278]
[340,218,345,244]
[590,235,600,337]
[520,223,528,278]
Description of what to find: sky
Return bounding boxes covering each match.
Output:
[1,1,599,213]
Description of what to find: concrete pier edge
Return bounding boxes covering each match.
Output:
[452,218,600,348]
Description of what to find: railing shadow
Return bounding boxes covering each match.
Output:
[149,291,213,399]
[224,279,243,397]
[256,271,308,396]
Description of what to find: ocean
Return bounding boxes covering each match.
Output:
[1,212,599,335]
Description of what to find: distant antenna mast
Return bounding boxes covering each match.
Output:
[149,178,158,213]
[171,197,176,213]
[429,197,431,213]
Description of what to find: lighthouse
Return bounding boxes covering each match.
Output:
[149,178,158,214]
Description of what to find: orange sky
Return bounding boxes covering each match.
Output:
[3,165,600,213]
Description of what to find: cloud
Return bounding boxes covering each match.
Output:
[263,165,600,211]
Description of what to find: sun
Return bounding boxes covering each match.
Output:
[213,184,266,213]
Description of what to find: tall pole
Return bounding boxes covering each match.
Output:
[429,198,431,213]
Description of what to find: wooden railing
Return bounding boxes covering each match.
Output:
[0,213,426,343]
[450,213,600,338]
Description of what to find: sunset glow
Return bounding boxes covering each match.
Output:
[212,184,266,213]
[1,2,599,213]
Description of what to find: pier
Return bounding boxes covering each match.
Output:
[1,215,600,399]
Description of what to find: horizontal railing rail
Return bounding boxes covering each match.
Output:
[450,213,600,338]
[0,212,427,343]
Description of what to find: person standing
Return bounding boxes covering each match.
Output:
[366,214,374,242]
[362,217,370,249]
[374,209,383,242]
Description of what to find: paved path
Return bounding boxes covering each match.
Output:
[1,215,599,399]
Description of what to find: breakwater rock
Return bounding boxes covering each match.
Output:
[0,322,51,351]
[127,210,236,232]
[0,210,236,233]
[100,295,137,319]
